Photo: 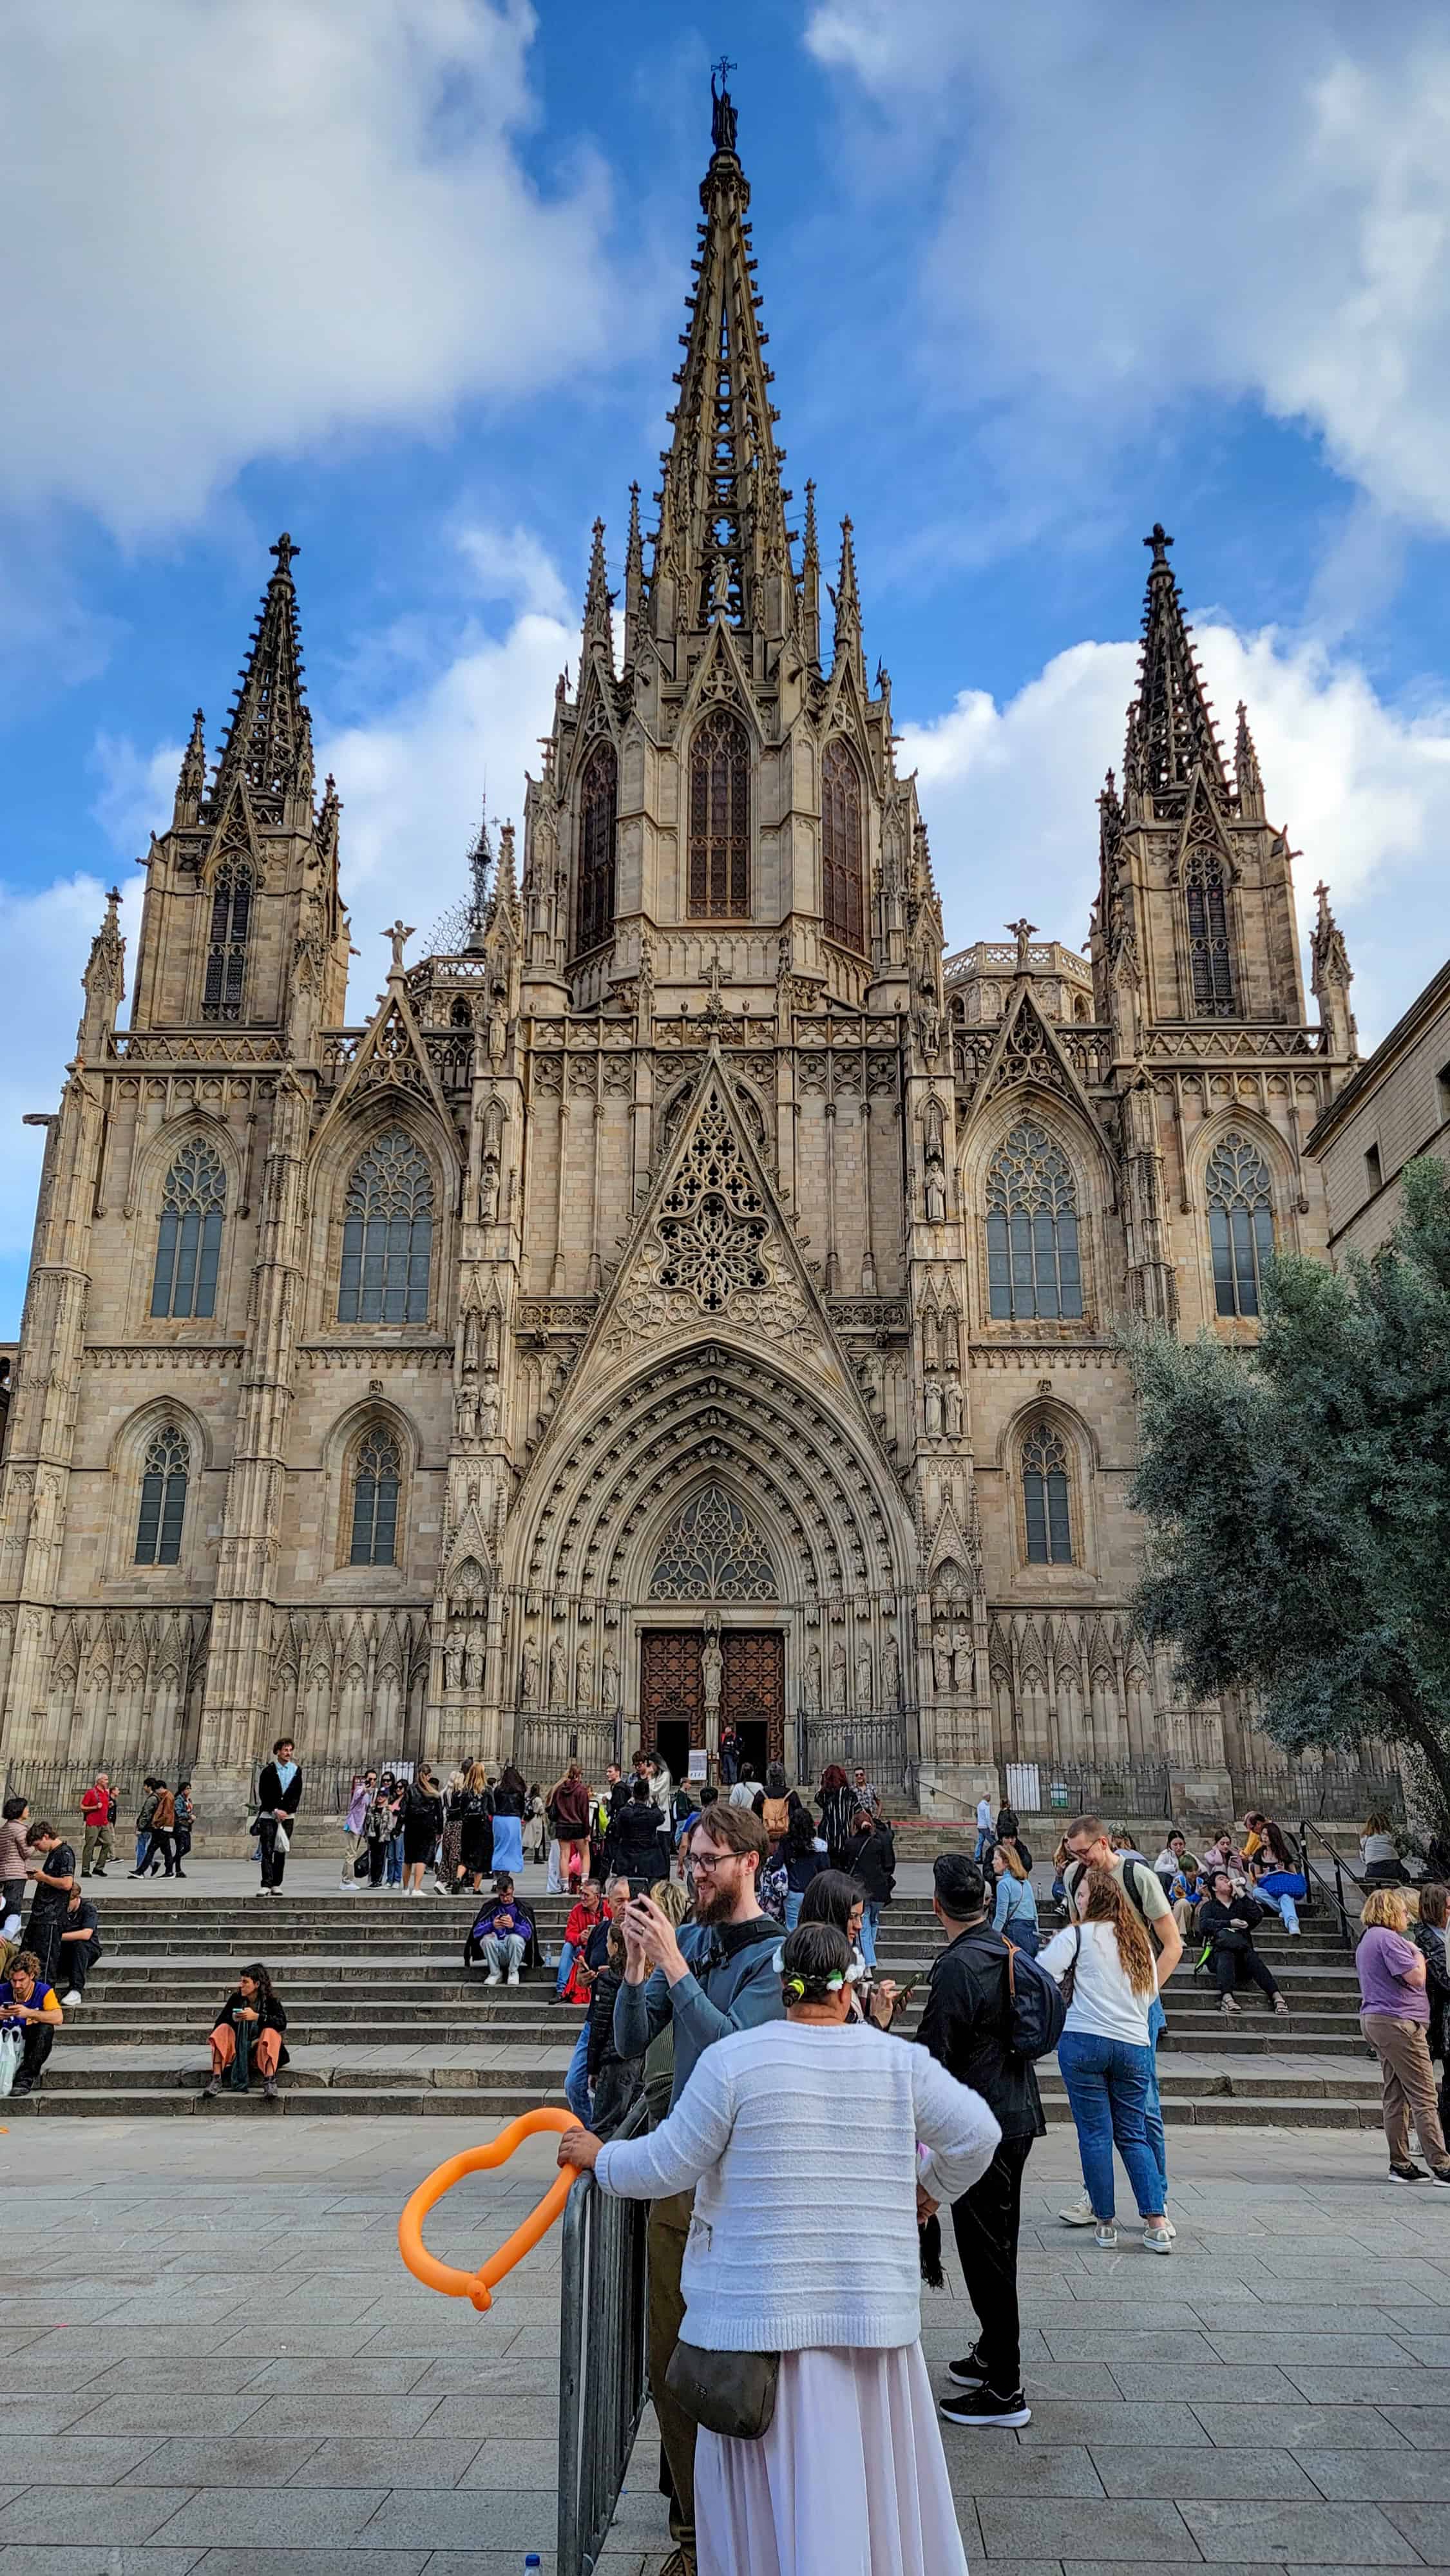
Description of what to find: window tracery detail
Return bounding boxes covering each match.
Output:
[349,1426,401,1567]
[151,1138,225,1319]
[338,1130,434,1324]
[1021,1420,1073,1565]
[135,1426,188,1566]
[985,1121,1083,1321]
[688,709,750,917]
[822,738,864,952]
[202,859,253,1022]
[1206,1131,1274,1317]
[656,1089,770,1312]
[576,741,617,953]
[1185,846,1235,1015]
[649,1485,777,1600]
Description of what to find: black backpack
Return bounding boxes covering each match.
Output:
[1004,1931,1071,2061]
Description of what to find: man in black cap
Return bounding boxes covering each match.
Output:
[915,1853,1044,2430]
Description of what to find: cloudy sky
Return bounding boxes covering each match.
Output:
[4,0,1450,1328]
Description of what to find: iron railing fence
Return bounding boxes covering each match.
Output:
[1230,1762,1403,1823]
[515,1719,625,1786]
[557,2096,651,2576]
[1000,1760,1172,1821]
[0,1760,162,1828]
[796,1715,911,1793]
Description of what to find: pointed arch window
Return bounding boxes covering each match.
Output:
[135,1426,188,1566]
[1185,847,1235,1015]
[822,738,864,952]
[1021,1420,1073,1565]
[986,1121,1083,1321]
[688,709,750,918]
[576,741,618,953]
[202,860,253,1022]
[349,1426,401,1566]
[151,1138,225,1319]
[338,1130,434,1324]
[1207,1131,1274,1318]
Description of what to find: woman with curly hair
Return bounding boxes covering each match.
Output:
[1038,1869,1170,2251]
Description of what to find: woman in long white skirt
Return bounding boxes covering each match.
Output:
[558,1920,999,2576]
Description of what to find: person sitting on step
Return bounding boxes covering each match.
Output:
[0,1949,64,2095]
[464,1876,535,1985]
[1196,1872,1290,2019]
[204,1963,289,2099]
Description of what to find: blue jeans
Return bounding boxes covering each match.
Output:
[858,1902,880,1968]
[556,1940,577,1996]
[1056,2030,1165,2223]
[974,1829,992,1862]
[564,2023,591,2123]
[784,1891,805,1931]
[1144,1992,1168,2201]
[385,1834,403,1887]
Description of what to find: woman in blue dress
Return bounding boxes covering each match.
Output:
[490,1760,528,1876]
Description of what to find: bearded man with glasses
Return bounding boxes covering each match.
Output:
[610,1801,784,2576]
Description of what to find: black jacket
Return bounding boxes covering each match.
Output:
[216,1987,290,2068]
[256,1762,302,1818]
[915,1918,1045,2146]
[848,1825,897,1906]
[587,1965,629,2080]
[1198,1896,1266,1949]
[610,1800,667,1876]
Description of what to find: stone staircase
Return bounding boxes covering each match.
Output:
[14,1887,1384,2128]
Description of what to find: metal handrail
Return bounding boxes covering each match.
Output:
[1299,1817,1365,1953]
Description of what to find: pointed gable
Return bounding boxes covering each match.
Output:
[963,982,1111,1147]
[310,975,462,1167]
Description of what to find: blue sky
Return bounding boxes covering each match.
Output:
[5,0,1450,1328]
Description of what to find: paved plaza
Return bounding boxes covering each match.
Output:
[1,2111,1445,2575]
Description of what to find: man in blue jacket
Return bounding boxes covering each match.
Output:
[612,1799,783,2576]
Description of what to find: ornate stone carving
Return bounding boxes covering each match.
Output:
[650,1485,776,1601]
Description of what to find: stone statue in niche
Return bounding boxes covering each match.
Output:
[453,1388,476,1444]
[830,1638,847,1710]
[479,1157,501,1225]
[701,1617,724,1724]
[520,1636,540,1706]
[924,1378,943,1438]
[575,1640,593,1709]
[933,1629,953,1695]
[945,1381,964,1440]
[445,1626,465,1692]
[804,1641,821,1712]
[882,1631,901,1704]
[488,994,508,1066]
[479,1388,499,1438]
[855,1643,872,1708]
[600,1643,620,1712]
[548,1636,568,1706]
[952,1627,973,1693]
[925,1154,948,1223]
[465,1623,485,1690]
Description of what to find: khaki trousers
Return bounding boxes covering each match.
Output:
[647,2189,696,2561]
[1362,2012,1447,2166]
[82,1826,115,1873]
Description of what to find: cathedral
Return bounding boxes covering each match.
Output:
[0,79,1360,1828]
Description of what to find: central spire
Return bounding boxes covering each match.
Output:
[647,67,791,637]
[210,532,313,821]
[1127,522,1226,811]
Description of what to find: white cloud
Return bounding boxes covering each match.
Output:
[904,616,1450,1050]
[0,0,621,537]
[806,1,1450,535]
[0,875,120,1293]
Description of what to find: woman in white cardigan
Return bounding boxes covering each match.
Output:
[557,1919,1000,2576]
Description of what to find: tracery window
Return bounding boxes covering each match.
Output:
[821,738,864,952]
[985,1121,1083,1321]
[150,1138,225,1319]
[656,1086,768,1311]
[338,1131,434,1325]
[1021,1420,1073,1565]
[576,741,618,953]
[650,1487,777,1600]
[348,1426,401,1567]
[1185,848,1235,1015]
[1206,1131,1274,1319]
[135,1426,188,1566]
[688,709,750,917]
[202,860,253,1022]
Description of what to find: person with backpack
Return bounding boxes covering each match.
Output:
[1038,1867,1172,2254]
[751,1760,800,1851]
[1060,1813,1182,2233]
[138,1781,177,1876]
[915,1853,1046,2428]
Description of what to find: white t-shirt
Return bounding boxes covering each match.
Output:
[1038,1920,1158,2046]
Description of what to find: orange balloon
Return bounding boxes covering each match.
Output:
[397,2106,583,2313]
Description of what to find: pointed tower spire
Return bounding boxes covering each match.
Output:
[831,513,862,673]
[77,886,125,1053]
[1234,698,1264,819]
[624,481,644,666]
[1126,524,1226,813]
[647,66,790,636]
[173,709,207,827]
[1310,879,1356,1058]
[463,801,493,954]
[582,517,615,662]
[799,478,821,667]
[210,533,312,823]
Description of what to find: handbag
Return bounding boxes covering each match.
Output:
[0,2026,23,2098]
[274,1823,291,1856]
[663,2338,780,2441]
[352,1848,372,1879]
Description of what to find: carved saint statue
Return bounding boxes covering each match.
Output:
[945,1381,964,1440]
[804,1641,822,1712]
[548,1636,568,1706]
[924,1377,944,1438]
[465,1623,485,1691]
[445,1625,465,1693]
[479,1156,501,1225]
[830,1637,847,1710]
[488,997,508,1067]
[882,1630,901,1705]
[575,1640,593,1710]
[701,1627,724,1721]
[925,1154,948,1224]
[854,1643,872,1709]
[478,1388,499,1438]
[600,1644,620,1712]
[952,1630,973,1693]
[520,1636,540,1706]
[933,1635,953,1695]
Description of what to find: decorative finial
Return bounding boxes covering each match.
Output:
[1143,522,1172,566]
[383,919,415,971]
[271,533,299,576]
[711,56,738,155]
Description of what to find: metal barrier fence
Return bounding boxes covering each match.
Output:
[796,1714,910,1791]
[1002,1760,1172,1819]
[557,2097,651,2576]
[1232,1764,1404,1822]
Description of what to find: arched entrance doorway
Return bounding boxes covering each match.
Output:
[639,1489,785,1782]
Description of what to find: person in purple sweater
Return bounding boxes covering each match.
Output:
[1357,1887,1450,2184]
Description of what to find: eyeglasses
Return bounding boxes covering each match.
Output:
[689,1851,736,1875]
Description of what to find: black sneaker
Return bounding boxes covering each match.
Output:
[1389,2161,1427,2182]
[1427,2166,1450,2188]
[946,2347,989,2387]
[939,2385,1031,2429]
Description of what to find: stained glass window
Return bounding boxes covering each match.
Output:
[151,1138,225,1319]
[577,742,617,953]
[349,1427,401,1566]
[135,1426,188,1565]
[1207,1131,1274,1318]
[822,738,864,952]
[1022,1420,1073,1565]
[202,860,253,1022]
[688,710,750,917]
[986,1121,1083,1321]
[338,1131,434,1324]
[1185,848,1235,1014]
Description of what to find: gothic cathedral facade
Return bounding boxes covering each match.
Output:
[0,86,1359,1822]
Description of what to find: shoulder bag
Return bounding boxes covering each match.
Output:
[664,2338,780,2441]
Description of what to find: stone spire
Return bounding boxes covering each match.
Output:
[1310,879,1357,1058]
[1234,698,1264,819]
[582,516,615,662]
[831,513,863,676]
[173,709,207,828]
[646,65,791,636]
[1127,524,1226,814]
[77,885,126,1051]
[623,481,644,667]
[209,532,313,823]
[799,477,821,668]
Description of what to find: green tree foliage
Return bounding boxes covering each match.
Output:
[1125,1156,1450,1826]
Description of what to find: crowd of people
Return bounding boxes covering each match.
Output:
[0,1788,103,2097]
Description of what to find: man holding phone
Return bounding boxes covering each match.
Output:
[610,1801,783,2576]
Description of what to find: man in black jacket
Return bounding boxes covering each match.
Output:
[916,1853,1044,2430]
[255,1739,302,1893]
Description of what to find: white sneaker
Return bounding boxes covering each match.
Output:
[1059,2190,1095,2226]
[61,1990,82,2007]
[1143,2222,1173,2255]
[507,1965,520,1986]
[1094,2220,1118,2249]
[485,1972,501,1986]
